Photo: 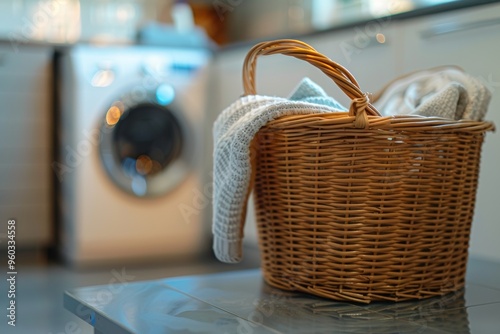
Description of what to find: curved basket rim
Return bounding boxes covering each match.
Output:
[261,113,496,133]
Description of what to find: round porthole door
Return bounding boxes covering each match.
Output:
[99,86,192,197]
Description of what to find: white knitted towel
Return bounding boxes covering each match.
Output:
[212,78,346,263]
[375,67,491,120]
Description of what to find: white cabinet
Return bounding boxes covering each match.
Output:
[399,2,500,262]
[0,44,53,249]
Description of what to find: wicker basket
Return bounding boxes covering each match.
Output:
[243,40,495,303]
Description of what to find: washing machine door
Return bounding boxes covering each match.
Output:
[99,87,192,197]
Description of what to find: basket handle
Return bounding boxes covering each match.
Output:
[243,39,381,128]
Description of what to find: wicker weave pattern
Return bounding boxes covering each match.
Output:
[245,40,495,303]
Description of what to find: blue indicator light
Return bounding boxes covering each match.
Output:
[155,84,175,106]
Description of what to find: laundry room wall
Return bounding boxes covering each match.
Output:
[0,0,176,44]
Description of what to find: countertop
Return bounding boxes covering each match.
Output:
[65,257,500,334]
[0,248,262,334]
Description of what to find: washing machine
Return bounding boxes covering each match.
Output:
[56,45,212,266]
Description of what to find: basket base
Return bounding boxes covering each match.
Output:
[262,270,465,303]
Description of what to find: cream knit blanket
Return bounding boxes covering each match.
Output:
[375,67,490,120]
[212,79,345,263]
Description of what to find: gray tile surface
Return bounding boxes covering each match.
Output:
[65,279,278,334]
[0,253,499,334]
[467,302,500,334]
[0,250,261,334]
[64,259,500,334]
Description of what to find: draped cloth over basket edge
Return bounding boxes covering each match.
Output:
[212,78,347,263]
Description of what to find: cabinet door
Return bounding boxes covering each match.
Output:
[0,45,53,249]
[400,3,500,261]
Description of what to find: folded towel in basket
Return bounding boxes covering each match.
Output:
[374,66,491,121]
[212,78,345,263]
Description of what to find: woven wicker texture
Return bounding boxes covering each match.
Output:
[245,40,495,303]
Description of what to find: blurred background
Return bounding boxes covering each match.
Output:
[0,0,500,332]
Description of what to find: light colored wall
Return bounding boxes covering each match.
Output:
[0,0,173,44]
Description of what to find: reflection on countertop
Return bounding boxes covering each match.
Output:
[64,256,500,333]
[0,246,261,334]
